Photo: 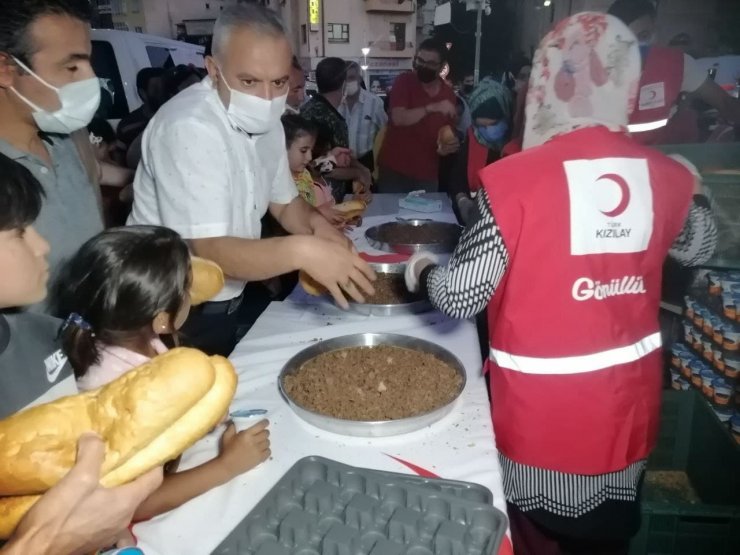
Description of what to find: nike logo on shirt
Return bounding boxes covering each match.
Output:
[44,350,68,383]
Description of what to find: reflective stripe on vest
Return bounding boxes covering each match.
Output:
[628,119,669,133]
[489,331,662,375]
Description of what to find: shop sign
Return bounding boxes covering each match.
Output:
[309,0,320,31]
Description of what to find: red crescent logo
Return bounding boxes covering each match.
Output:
[597,173,630,217]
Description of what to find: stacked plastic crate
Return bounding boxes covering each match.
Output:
[670,270,740,443]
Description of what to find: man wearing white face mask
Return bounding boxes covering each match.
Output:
[0,0,104,312]
[338,61,387,175]
[129,4,376,357]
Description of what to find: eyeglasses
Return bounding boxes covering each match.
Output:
[414,56,441,69]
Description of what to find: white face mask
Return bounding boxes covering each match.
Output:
[219,67,286,134]
[11,57,100,134]
[344,80,360,97]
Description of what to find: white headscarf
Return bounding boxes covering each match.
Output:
[523,12,641,150]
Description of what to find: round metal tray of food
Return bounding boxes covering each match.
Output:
[365,220,462,254]
[278,333,466,437]
[348,262,432,316]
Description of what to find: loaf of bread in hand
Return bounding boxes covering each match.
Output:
[299,270,327,297]
[437,125,457,146]
[190,256,225,305]
[0,348,237,538]
[333,199,368,222]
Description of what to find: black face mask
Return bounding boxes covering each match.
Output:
[415,65,438,84]
[463,84,474,95]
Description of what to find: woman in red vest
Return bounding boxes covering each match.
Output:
[406,13,717,554]
[447,78,513,223]
[609,0,740,144]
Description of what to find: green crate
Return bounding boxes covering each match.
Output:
[655,143,740,172]
[630,390,740,555]
[656,144,740,270]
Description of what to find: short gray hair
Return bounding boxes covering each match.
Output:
[211,3,285,59]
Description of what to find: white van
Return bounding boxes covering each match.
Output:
[91,29,205,119]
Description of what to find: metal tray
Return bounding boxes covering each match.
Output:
[366,220,462,255]
[278,333,466,437]
[349,262,432,317]
[211,456,506,555]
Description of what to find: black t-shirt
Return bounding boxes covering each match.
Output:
[116,106,150,146]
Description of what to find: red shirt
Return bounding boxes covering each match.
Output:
[378,72,456,182]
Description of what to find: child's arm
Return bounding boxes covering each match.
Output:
[317,203,345,228]
[133,420,270,521]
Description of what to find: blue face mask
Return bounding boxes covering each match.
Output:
[477,121,509,144]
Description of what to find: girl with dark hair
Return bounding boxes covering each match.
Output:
[56,225,270,520]
[281,114,343,227]
[57,225,192,389]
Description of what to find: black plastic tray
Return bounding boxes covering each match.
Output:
[212,456,506,555]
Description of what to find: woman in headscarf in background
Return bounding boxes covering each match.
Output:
[405,13,716,554]
[446,77,513,223]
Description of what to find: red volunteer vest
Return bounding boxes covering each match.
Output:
[466,127,490,192]
[481,127,693,475]
[629,47,684,145]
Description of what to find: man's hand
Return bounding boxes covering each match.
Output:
[328,147,352,168]
[352,175,373,204]
[5,434,163,555]
[352,169,373,203]
[428,100,457,119]
[294,236,376,309]
[317,204,347,229]
[437,137,460,156]
[310,208,351,247]
[356,165,373,190]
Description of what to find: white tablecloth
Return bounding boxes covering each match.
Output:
[134,195,512,555]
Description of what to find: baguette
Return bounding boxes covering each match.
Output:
[190,256,225,305]
[0,347,237,538]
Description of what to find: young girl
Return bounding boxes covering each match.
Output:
[281,114,343,227]
[57,225,270,521]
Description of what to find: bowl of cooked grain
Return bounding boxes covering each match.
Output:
[278,333,466,437]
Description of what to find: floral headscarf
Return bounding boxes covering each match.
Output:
[523,12,640,150]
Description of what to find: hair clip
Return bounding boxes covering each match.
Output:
[58,312,95,338]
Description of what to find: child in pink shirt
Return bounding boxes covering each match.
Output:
[57,226,270,521]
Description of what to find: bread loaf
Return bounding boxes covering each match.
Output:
[333,199,367,222]
[437,125,457,146]
[299,270,327,297]
[190,256,225,305]
[0,347,237,538]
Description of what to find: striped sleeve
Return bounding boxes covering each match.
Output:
[422,190,509,319]
[499,452,646,517]
[669,195,717,267]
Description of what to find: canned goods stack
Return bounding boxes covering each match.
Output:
[671,270,740,444]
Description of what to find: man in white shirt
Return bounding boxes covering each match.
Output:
[339,62,387,174]
[129,4,375,356]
